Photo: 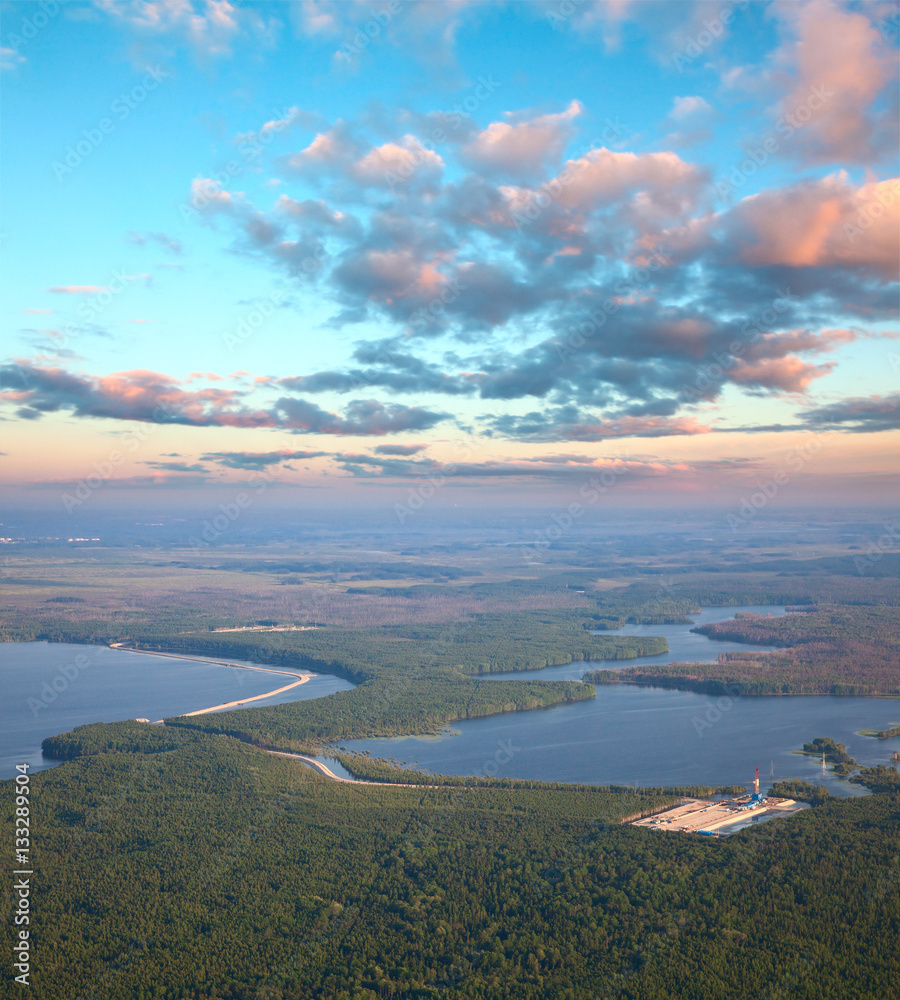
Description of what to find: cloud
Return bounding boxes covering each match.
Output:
[669,95,712,121]
[201,449,328,470]
[352,136,444,188]
[767,0,898,165]
[1,46,26,72]
[92,0,277,59]
[0,361,450,436]
[143,460,209,473]
[128,230,183,254]
[709,175,900,280]
[48,286,109,295]
[284,124,363,178]
[482,408,711,442]
[460,100,583,180]
[729,356,834,393]
[799,393,900,433]
[272,397,449,435]
[331,449,763,486]
[373,443,428,455]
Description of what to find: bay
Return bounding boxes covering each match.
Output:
[0,641,355,777]
[339,606,900,797]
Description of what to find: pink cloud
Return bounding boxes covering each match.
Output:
[461,100,582,177]
[48,286,109,295]
[558,148,706,217]
[770,0,897,164]
[1,360,448,436]
[730,356,834,393]
[725,175,899,278]
[351,136,444,187]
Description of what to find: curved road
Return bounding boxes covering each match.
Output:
[266,750,448,789]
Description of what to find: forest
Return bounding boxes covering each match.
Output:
[585,606,900,697]
[2,733,898,999]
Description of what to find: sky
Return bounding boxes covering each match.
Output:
[1,0,898,517]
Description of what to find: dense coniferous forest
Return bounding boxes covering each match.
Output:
[2,734,898,999]
[585,606,900,696]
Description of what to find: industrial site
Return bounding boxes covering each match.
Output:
[631,768,807,837]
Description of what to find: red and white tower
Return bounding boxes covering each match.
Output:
[754,766,760,796]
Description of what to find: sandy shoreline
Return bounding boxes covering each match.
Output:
[108,643,313,719]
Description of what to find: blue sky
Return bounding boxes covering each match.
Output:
[1,0,898,511]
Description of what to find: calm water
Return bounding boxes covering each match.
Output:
[4,610,898,794]
[485,605,793,681]
[0,642,355,778]
[340,607,900,797]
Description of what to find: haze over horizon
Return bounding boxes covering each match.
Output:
[2,0,898,513]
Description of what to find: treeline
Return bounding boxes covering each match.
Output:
[42,721,202,760]
[584,605,900,697]
[3,735,897,999]
[331,752,745,797]
[851,764,900,793]
[768,780,830,805]
[113,609,669,679]
[207,557,482,580]
[864,726,900,740]
[167,672,595,750]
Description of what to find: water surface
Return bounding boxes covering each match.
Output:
[0,642,354,777]
[340,606,899,797]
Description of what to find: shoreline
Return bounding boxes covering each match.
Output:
[108,643,314,719]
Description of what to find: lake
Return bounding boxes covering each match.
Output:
[4,608,898,794]
[0,641,355,778]
[337,606,900,797]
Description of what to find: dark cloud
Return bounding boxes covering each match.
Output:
[798,393,900,433]
[481,406,710,442]
[373,443,428,455]
[202,449,329,470]
[0,361,450,437]
[143,461,209,473]
[272,397,449,435]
